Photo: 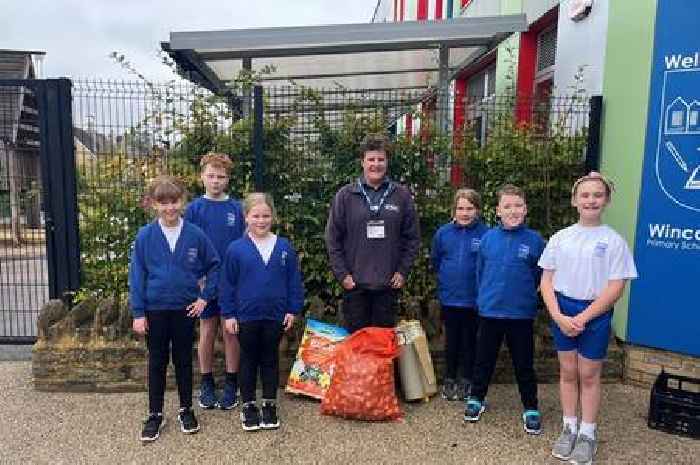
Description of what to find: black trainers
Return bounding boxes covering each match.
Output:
[178,407,200,434]
[260,400,280,429]
[240,401,261,432]
[140,413,165,442]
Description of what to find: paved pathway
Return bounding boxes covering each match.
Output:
[1,362,697,464]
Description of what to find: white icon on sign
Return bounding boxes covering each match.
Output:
[664,142,700,190]
[665,97,700,134]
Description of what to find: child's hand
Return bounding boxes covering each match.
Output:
[283,313,295,331]
[571,313,588,330]
[341,274,356,290]
[224,318,239,334]
[186,298,207,317]
[132,317,148,335]
[555,314,583,337]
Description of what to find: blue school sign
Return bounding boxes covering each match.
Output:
[629,0,700,356]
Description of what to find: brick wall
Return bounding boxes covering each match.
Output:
[624,343,700,388]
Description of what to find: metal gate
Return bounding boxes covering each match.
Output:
[0,79,79,343]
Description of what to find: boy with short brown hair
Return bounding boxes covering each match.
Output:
[185,152,245,410]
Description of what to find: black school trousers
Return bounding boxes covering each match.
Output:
[238,319,284,403]
[342,287,397,334]
[145,309,195,414]
[442,306,479,381]
[470,316,538,411]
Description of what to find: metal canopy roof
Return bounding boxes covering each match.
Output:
[162,15,526,94]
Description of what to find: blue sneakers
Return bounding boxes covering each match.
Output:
[220,381,239,410]
[198,378,219,409]
[523,410,543,435]
[464,398,486,422]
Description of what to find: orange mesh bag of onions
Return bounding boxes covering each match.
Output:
[320,327,402,421]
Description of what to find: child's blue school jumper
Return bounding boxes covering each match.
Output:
[476,224,545,320]
[431,220,489,308]
[184,196,245,259]
[129,220,221,318]
[219,235,305,322]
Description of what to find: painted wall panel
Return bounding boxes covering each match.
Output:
[553,0,608,96]
[599,0,656,339]
[523,0,559,25]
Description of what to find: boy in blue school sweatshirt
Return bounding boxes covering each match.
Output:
[220,193,304,432]
[185,153,245,411]
[464,184,545,435]
[129,175,220,442]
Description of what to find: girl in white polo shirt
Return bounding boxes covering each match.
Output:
[539,172,637,465]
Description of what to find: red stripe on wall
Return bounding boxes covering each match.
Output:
[435,0,443,19]
[400,0,405,21]
[515,31,537,124]
[417,0,428,20]
[394,0,398,21]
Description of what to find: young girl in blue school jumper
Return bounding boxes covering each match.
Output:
[185,153,245,411]
[220,192,304,432]
[464,184,545,435]
[431,188,488,401]
[129,175,221,442]
[539,172,637,464]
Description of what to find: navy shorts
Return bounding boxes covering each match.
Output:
[199,299,222,320]
[550,293,612,361]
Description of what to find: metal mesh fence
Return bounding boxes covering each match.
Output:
[70,80,592,307]
[0,83,47,341]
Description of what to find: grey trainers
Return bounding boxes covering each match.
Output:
[569,434,597,465]
[551,425,577,460]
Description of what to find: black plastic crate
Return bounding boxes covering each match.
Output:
[647,370,700,439]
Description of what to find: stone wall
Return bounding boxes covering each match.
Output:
[32,298,624,393]
[623,343,700,388]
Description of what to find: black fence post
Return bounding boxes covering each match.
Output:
[36,78,80,299]
[585,95,603,172]
[253,85,264,191]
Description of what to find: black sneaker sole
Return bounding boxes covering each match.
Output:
[179,417,201,434]
[198,400,219,409]
[220,400,239,411]
[140,418,166,442]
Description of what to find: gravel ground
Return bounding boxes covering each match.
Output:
[1,362,697,464]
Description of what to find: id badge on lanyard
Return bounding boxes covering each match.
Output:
[366,220,386,239]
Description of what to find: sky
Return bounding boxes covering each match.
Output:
[1,0,380,81]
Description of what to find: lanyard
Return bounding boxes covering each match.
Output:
[357,179,393,216]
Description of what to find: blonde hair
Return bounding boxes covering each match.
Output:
[571,171,614,198]
[496,184,526,203]
[200,152,233,172]
[453,188,481,215]
[146,175,187,204]
[243,192,277,222]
